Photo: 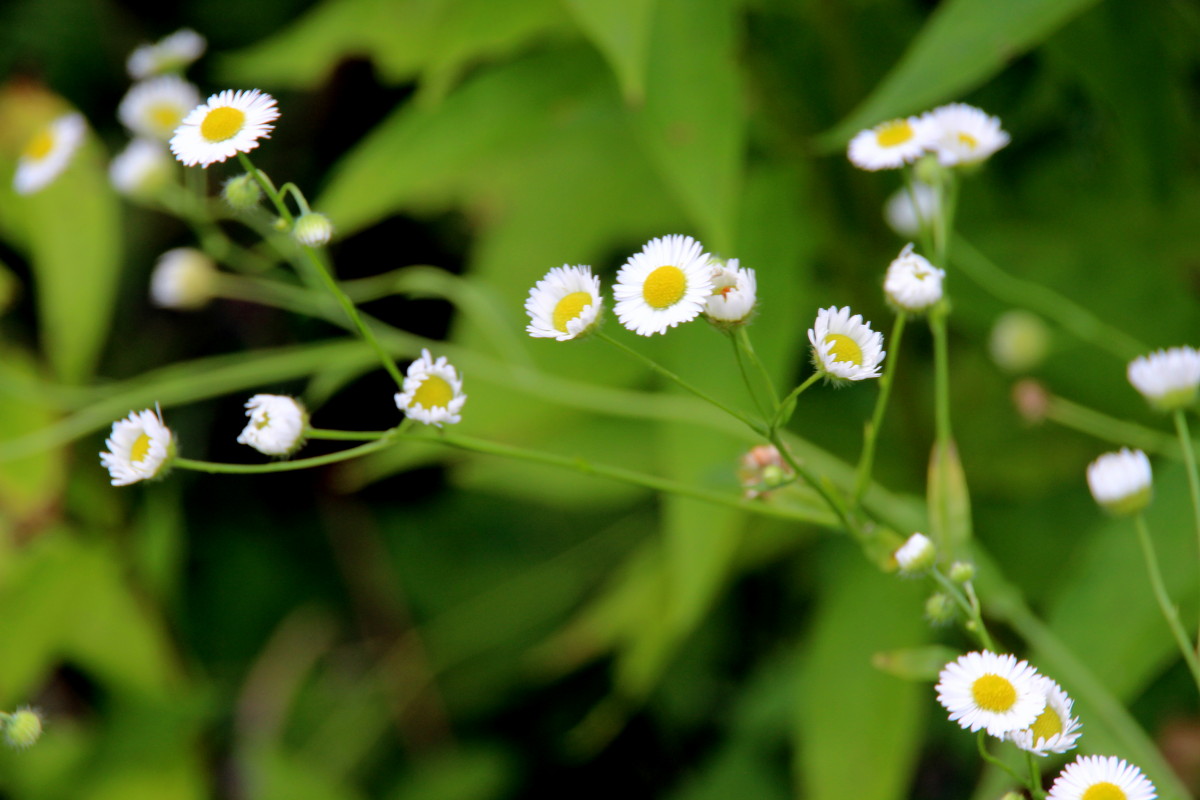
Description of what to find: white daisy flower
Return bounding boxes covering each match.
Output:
[237,394,308,456]
[100,408,174,486]
[110,138,173,197]
[13,112,86,195]
[936,651,1046,737]
[127,28,206,79]
[150,248,218,310]
[1087,448,1152,516]
[847,116,932,171]
[894,532,935,574]
[884,243,945,312]
[704,258,757,325]
[923,103,1010,167]
[395,349,466,427]
[884,181,939,237]
[1047,755,1156,800]
[1006,675,1082,756]
[807,306,886,381]
[1127,346,1200,412]
[613,235,713,336]
[118,75,201,141]
[293,212,334,247]
[169,89,280,168]
[525,265,603,341]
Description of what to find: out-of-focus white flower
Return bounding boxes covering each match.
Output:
[894,532,935,574]
[884,181,939,236]
[118,75,201,141]
[848,116,932,171]
[990,310,1051,373]
[1127,346,1200,412]
[127,29,206,79]
[1087,448,1152,516]
[150,248,217,310]
[110,138,173,197]
[13,113,86,195]
[884,243,944,312]
[922,103,1010,167]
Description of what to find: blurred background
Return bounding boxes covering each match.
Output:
[0,0,1199,798]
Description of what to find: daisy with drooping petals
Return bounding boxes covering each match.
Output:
[127,28,206,79]
[884,243,945,312]
[1087,448,1152,516]
[1127,346,1200,412]
[613,235,713,336]
[704,258,757,325]
[118,75,201,141]
[100,408,175,486]
[526,265,603,341]
[110,138,173,197]
[395,349,467,427]
[847,116,931,171]
[935,651,1046,737]
[237,394,308,456]
[1006,675,1082,756]
[170,89,280,168]
[808,306,886,381]
[923,103,1010,167]
[1046,755,1156,800]
[13,113,86,195]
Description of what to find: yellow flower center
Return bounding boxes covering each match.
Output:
[149,103,184,133]
[824,333,863,366]
[1082,783,1125,800]
[956,131,979,150]
[23,129,55,161]
[552,291,593,333]
[412,375,453,410]
[642,265,687,309]
[255,412,272,430]
[1028,704,1063,742]
[200,107,246,143]
[130,432,152,464]
[971,674,1017,712]
[875,119,914,148]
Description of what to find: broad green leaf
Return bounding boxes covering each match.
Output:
[0,346,65,531]
[562,0,657,103]
[818,0,1102,148]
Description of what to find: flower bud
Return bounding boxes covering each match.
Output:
[924,592,955,624]
[990,310,1050,373]
[894,532,935,575]
[221,173,262,210]
[948,560,975,583]
[293,212,334,247]
[4,708,43,749]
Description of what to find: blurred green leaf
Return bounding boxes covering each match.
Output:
[387,746,514,800]
[819,0,1102,148]
[562,0,657,103]
[927,438,972,560]
[871,644,960,682]
[0,347,65,530]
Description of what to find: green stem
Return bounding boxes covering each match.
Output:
[1027,752,1044,800]
[929,308,953,446]
[1043,392,1181,458]
[767,430,854,535]
[854,312,906,504]
[307,428,391,441]
[975,732,1024,784]
[598,331,766,436]
[771,372,822,432]
[1134,513,1200,696]
[1174,410,1200,651]
[238,153,293,225]
[175,435,397,474]
[734,326,779,404]
[729,332,769,420]
[931,568,997,651]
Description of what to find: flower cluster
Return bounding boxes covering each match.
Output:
[848,103,1009,171]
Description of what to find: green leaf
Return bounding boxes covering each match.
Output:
[562,0,657,103]
[818,0,1102,149]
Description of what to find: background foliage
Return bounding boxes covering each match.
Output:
[0,0,1199,798]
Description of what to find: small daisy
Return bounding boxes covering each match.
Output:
[1006,675,1081,756]
[237,395,308,456]
[1087,448,1152,516]
[293,212,334,247]
[884,243,945,312]
[526,265,603,341]
[170,89,280,168]
[613,235,713,336]
[110,138,173,197]
[923,103,1010,167]
[704,258,757,325]
[936,651,1046,737]
[150,248,217,310]
[884,181,939,237]
[894,532,935,574]
[395,349,466,427]
[100,408,174,486]
[118,75,201,141]
[847,116,932,171]
[1127,346,1200,412]
[808,306,886,381]
[127,28,206,79]
[13,112,86,195]
[1046,755,1156,800]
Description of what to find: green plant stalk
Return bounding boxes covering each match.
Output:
[307,428,391,441]
[1027,752,1044,800]
[1174,409,1200,650]
[930,568,997,651]
[734,326,779,405]
[854,311,906,504]
[728,331,770,420]
[767,429,854,535]
[975,732,1024,786]
[175,436,397,474]
[1134,513,1200,695]
[770,372,822,433]
[929,307,953,447]
[598,331,766,436]
[1043,393,1181,458]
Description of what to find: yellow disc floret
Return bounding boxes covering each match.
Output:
[200,107,246,142]
[876,119,914,148]
[23,129,54,161]
[1081,783,1126,800]
[149,103,184,132]
[130,432,152,464]
[971,674,1017,712]
[824,333,863,366]
[642,265,686,309]
[1028,705,1063,742]
[553,291,593,333]
[412,375,453,410]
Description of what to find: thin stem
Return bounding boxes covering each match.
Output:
[931,568,997,651]
[175,435,398,474]
[1174,410,1200,650]
[307,428,391,441]
[975,732,1024,784]
[854,312,906,504]
[1134,513,1200,695]
[771,372,822,432]
[767,430,854,535]
[1043,392,1181,458]
[238,153,293,225]
[929,308,953,446]
[279,183,311,215]
[734,326,779,404]
[729,332,769,420]
[598,331,766,436]
[1027,752,1045,800]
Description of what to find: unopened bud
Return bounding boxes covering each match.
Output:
[1012,379,1050,424]
[4,708,42,749]
[222,173,262,210]
[293,212,334,247]
[924,592,955,624]
[949,560,975,583]
[990,310,1050,373]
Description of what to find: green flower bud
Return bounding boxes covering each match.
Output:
[221,173,262,210]
[4,708,43,749]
